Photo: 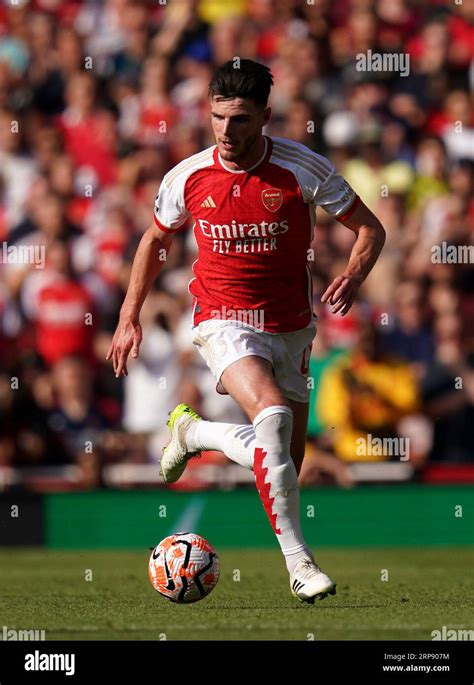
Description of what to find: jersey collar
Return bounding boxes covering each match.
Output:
[216,136,270,174]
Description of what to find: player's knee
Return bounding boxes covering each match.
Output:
[269,411,293,447]
[253,405,293,450]
[252,406,298,489]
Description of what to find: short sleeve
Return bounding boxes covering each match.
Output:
[312,169,360,221]
[153,175,190,234]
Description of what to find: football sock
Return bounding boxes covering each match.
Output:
[187,420,255,470]
[252,406,314,574]
[187,407,314,573]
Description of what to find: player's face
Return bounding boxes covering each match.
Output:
[210,96,270,166]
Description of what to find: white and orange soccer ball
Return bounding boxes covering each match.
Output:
[148,532,220,603]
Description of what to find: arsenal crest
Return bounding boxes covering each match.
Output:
[262,188,283,212]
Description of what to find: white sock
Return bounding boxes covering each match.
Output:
[187,409,313,574]
[252,406,313,574]
[187,420,255,470]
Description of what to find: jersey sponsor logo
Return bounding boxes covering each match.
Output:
[197,218,288,240]
[262,188,283,212]
[201,195,217,208]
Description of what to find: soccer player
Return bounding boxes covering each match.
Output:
[107,60,386,603]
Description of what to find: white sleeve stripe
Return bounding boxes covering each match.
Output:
[272,143,332,180]
[165,146,214,179]
[272,139,333,175]
[273,141,332,176]
[164,152,211,188]
[271,148,330,184]
[164,147,215,187]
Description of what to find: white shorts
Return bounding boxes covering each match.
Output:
[191,318,317,403]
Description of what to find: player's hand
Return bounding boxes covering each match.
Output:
[106,316,142,377]
[321,275,362,316]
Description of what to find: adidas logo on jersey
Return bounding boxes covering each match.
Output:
[201,195,216,208]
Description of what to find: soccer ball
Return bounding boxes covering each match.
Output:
[148,532,220,603]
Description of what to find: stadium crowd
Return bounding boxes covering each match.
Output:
[0,0,473,489]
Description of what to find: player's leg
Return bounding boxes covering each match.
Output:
[160,321,277,478]
[177,389,309,475]
[162,351,308,565]
[160,382,335,604]
[180,355,282,469]
[214,355,313,570]
[162,320,309,501]
[233,333,329,604]
[162,320,313,478]
[160,321,335,601]
[215,355,335,602]
[186,352,310,472]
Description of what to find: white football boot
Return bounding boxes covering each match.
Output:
[159,404,202,484]
[290,558,337,604]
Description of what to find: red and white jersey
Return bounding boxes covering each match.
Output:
[36,279,94,366]
[153,136,360,333]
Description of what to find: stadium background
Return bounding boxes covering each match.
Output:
[0,0,473,643]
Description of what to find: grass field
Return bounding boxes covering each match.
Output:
[0,547,473,641]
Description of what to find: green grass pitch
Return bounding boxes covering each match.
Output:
[0,547,472,641]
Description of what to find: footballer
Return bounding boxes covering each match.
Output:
[107,60,386,603]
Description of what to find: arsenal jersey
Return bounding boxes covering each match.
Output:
[153,136,360,333]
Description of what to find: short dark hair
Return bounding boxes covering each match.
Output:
[208,59,273,107]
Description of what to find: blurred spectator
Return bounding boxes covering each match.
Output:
[421,309,474,462]
[122,291,181,458]
[303,319,355,488]
[57,72,118,187]
[317,320,429,466]
[0,108,38,228]
[22,239,96,367]
[0,367,67,469]
[47,355,112,487]
[380,280,435,380]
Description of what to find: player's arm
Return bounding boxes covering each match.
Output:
[321,199,386,316]
[107,168,189,377]
[106,223,173,377]
[306,152,386,317]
